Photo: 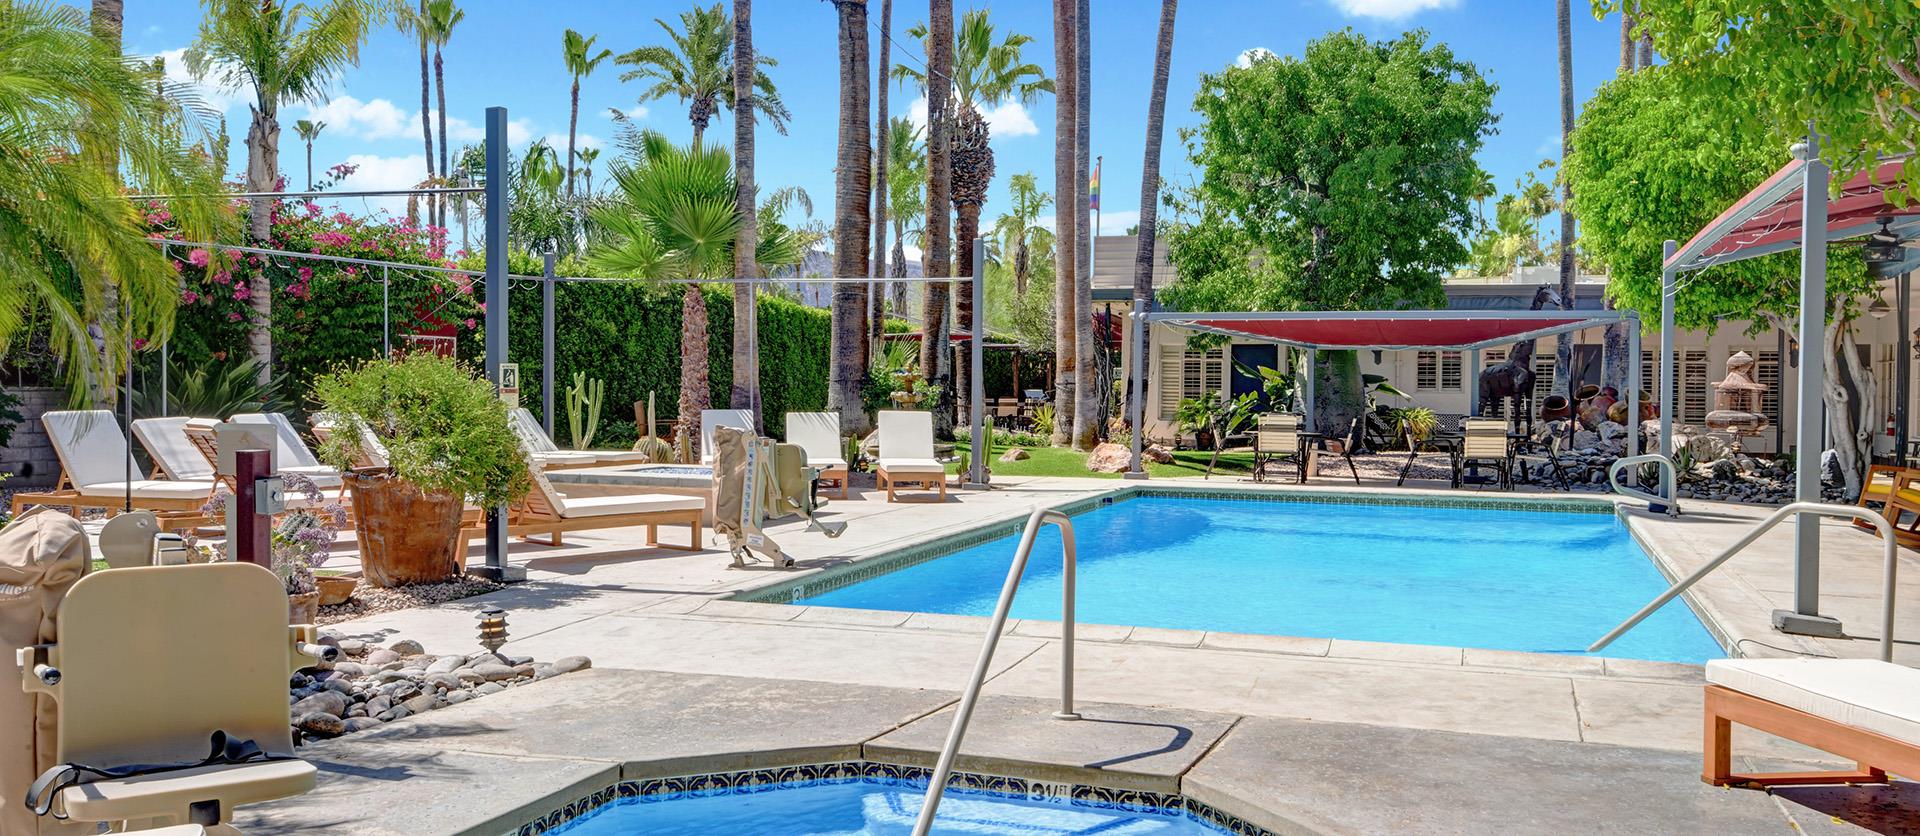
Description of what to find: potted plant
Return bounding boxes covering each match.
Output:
[314,353,531,588]
[1175,394,1221,451]
[1389,406,1440,448]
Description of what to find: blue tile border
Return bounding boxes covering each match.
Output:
[511,761,1273,835]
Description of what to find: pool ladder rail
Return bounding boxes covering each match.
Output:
[1589,502,1899,661]
[1607,454,1682,517]
[912,507,1080,836]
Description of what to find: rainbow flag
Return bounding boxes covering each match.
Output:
[1088,159,1101,210]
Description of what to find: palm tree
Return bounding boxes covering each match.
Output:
[397,1,434,210]
[573,147,600,195]
[616,3,789,147]
[3,1,231,402]
[990,173,1052,298]
[589,132,804,458]
[1069,0,1094,450]
[294,119,326,189]
[187,0,378,385]
[563,29,612,199]
[1467,165,1496,229]
[897,9,1051,426]
[920,0,954,434]
[867,0,892,359]
[424,0,462,229]
[827,0,872,434]
[1049,0,1077,447]
[1128,0,1176,440]
[885,116,925,318]
[521,141,565,195]
[1552,0,1576,400]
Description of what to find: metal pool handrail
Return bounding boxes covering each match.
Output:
[912,506,1080,836]
[1608,454,1681,517]
[1589,502,1898,661]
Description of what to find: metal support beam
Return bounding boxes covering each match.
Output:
[1781,144,1839,637]
[1125,307,1149,479]
[1660,240,1677,460]
[478,107,524,584]
[967,237,987,488]
[380,266,391,357]
[1897,270,1912,465]
[1468,348,1481,416]
[1304,349,1317,429]
[543,252,557,437]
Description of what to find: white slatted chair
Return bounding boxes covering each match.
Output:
[785,412,850,499]
[131,417,215,482]
[456,456,704,554]
[875,410,946,502]
[509,407,649,468]
[230,413,343,489]
[699,409,756,465]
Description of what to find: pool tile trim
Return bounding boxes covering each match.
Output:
[509,760,1274,836]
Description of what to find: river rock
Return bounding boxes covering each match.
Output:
[551,656,591,674]
[342,717,383,733]
[999,448,1030,462]
[455,669,486,685]
[426,656,464,675]
[387,639,425,656]
[336,639,368,656]
[472,662,517,682]
[474,681,505,696]
[295,712,344,738]
[426,673,463,691]
[366,695,392,715]
[402,693,439,714]
[445,690,471,705]
[1085,442,1132,473]
[1144,444,1174,464]
[290,691,349,719]
[363,649,401,666]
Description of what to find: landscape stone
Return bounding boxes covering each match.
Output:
[474,681,505,696]
[472,662,517,682]
[290,691,348,719]
[387,639,425,656]
[363,649,401,666]
[294,712,344,738]
[425,656,464,675]
[341,717,382,733]
[1085,442,1132,473]
[1000,448,1030,462]
[402,693,439,714]
[551,656,591,674]
[336,639,367,656]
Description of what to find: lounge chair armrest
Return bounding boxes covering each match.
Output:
[288,625,335,672]
[16,644,59,696]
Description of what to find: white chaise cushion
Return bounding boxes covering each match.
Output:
[877,410,936,461]
[808,457,849,470]
[532,450,600,467]
[43,410,139,487]
[590,450,654,464]
[74,480,216,501]
[231,413,322,468]
[700,409,755,464]
[1706,658,1920,744]
[878,458,945,474]
[558,494,705,519]
[131,417,214,481]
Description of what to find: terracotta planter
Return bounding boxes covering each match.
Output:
[288,591,319,625]
[344,470,465,588]
[315,575,357,606]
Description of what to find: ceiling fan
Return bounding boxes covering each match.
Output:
[1838,217,1920,278]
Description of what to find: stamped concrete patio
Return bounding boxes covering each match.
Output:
[249,475,1920,833]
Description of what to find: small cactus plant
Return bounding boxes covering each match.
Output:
[566,372,605,450]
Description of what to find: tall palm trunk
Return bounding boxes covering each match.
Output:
[921,0,955,436]
[1070,0,1096,450]
[435,46,450,229]
[245,99,279,386]
[891,222,909,315]
[566,80,581,198]
[304,138,314,189]
[1552,0,1576,401]
[951,104,990,433]
[88,0,125,406]
[1619,6,1635,71]
[1050,0,1078,447]
[679,285,711,460]
[1130,0,1176,438]
[415,3,434,210]
[828,0,873,434]
[869,0,892,362]
[732,0,760,424]
[1636,1,1653,68]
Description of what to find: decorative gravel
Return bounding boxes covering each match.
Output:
[316,575,505,625]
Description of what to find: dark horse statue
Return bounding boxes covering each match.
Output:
[1478,285,1563,423]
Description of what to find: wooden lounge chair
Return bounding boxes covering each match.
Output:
[508,407,650,469]
[1252,414,1309,484]
[131,417,217,482]
[11,411,219,520]
[177,419,343,510]
[786,411,850,499]
[1855,464,1920,545]
[18,561,322,828]
[456,459,705,554]
[1703,657,1920,789]
[700,409,756,465]
[230,413,344,489]
[309,412,388,470]
[875,410,946,502]
[1453,418,1512,489]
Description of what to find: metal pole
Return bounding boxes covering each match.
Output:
[1125,309,1149,479]
[159,341,169,417]
[480,106,524,584]
[543,252,557,436]
[123,314,133,513]
[1304,349,1317,430]
[233,449,272,567]
[1627,322,1642,465]
[1469,348,1481,416]
[1781,141,1838,636]
[1776,328,1787,456]
[1896,270,1911,465]
[381,266,390,357]
[1659,239,1677,460]
[967,237,987,488]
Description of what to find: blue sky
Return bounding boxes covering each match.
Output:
[108,0,1629,253]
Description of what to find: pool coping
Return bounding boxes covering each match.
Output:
[705,484,1716,677]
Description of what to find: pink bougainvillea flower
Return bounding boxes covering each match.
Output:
[187,249,211,268]
[226,312,244,322]
[181,290,199,304]
[132,338,147,351]
[464,318,477,329]
[232,285,251,301]
[297,266,313,281]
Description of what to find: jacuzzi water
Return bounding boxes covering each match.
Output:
[796,495,1722,663]
[550,778,1228,834]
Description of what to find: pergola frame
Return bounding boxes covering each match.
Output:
[1129,308,1643,475]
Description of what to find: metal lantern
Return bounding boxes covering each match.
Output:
[476,607,509,656]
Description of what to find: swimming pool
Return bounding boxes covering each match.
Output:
[793,494,1722,663]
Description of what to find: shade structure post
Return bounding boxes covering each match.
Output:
[1897,269,1911,465]
[1659,240,1677,460]
[1303,349,1317,430]
[1468,348,1481,416]
[1780,143,1839,637]
[967,237,987,488]
[1126,308,1149,479]
[478,106,524,584]
[1626,321,1641,481]
[542,251,557,437]
[381,265,390,357]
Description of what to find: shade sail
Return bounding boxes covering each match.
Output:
[1146,310,1633,351]
[1668,155,1920,272]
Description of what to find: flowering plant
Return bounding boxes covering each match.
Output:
[199,472,346,595]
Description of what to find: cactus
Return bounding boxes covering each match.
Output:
[565,372,605,450]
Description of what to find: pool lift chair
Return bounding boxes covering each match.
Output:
[713,426,845,569]
[19,560,331,834]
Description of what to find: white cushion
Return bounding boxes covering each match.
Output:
[532,451,600,466]
[509,408,561,453]
[879,457,945,474]
[74,480,216,501]
[878,411,935,460]
[557,493,705,519]
[587,450,653,464]
[278,465,343,490]
[43,410,138,487]
[1706,658,1920,745]
[700,410,756,464]
[132,417,214,481]
[808,457,849,470]
[785,412,843,462]
[231,413,321,469]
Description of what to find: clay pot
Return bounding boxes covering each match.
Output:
[1539,395,1571,421]
[315,575,357,606]
[344,470,465,588]
[288,591,319,625]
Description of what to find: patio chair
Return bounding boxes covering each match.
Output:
[699,409,756,465]
[1855,464,1920,543]
[10,411,219,520]
[1702,657,1920,789]
[455,457,705,554]
[1324,416,1364,484]
[131,417,216,482]
[177,420,340,511]
[1252,413,1308,484]
[1870,469,1920,550]
[1453,418,1512,489]
[17,561,323,829]
[785,412,850,499]
[875,410,946,502]
[308,412,388,470]
[508,408,649,469]
[1509,433,1570,490]
[229,414,344,490]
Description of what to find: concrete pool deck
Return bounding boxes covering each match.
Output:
[263,475,1920,833]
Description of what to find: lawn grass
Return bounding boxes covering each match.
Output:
[949,439,1256,480]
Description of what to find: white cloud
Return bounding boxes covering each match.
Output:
[153,48,245,114]
[905,97,1037,139]
[1097,209,1141,235]
[1327,0,1459,20]
[303,95,411,139]
[542,132,604,153]
[1235,48,1277,68]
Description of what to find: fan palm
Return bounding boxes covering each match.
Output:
[186,0,380,384]
[1,1,231,403]
[885,116,925,317]
[573,147,601,195]
[396,0,433,201]
[294,118,325,188]
[615,3,789,146]
[424,0,463,226]
[989,172,1052,297]
[562,29,611,198]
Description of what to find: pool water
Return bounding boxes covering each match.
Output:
[797,496,1722,663]
[551,779,1228,835]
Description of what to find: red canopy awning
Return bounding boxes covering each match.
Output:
[1668,155,1920,272]
[1147,311,1632,351]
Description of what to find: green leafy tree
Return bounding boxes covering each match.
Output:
[1163,30,1496,435]
[615,3,788,147]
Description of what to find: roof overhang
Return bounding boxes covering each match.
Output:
[1667,155,1920,273]
[1145,309,1636,351]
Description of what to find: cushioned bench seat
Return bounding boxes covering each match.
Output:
[1703,657,1920,787]
[74,480,218,501]
[559,494,705,518]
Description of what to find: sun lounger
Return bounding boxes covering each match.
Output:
[1856,464,1920,547]
[10,411,219,519]
[131,417,215,481]
[1703,657,1920,788]
[700,409,756,465]
[875,410,945,502]
[1453,417,1513,489]
[310,412,387,470]
[786,411,850,499]
[456,457,705,554]
[230,413,344,489]
[508,407,650,469]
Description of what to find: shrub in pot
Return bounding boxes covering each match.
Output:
[313,353,531,587]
